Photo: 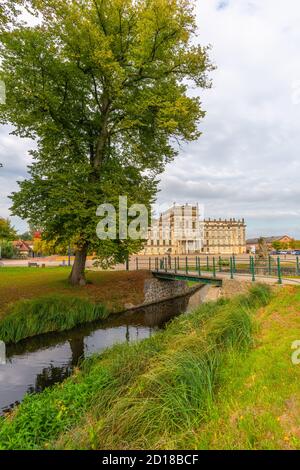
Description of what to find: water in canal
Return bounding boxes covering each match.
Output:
[0,287,206,414]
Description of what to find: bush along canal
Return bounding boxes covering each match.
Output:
[0,287,206,414]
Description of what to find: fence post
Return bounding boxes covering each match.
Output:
[174,257,177,274]
[198,257,201,276]
[277,257,282,285]
[268,255,272,275]
[126,256,129,271]
[207,256,209,272]
[297,256,299,276]
[177,256,180,271]
[165,257,168,272]
[149,257,151,271]
[230,257,234,279]
[219,256,222,272]
[186,256,188,275]
[136,258,139,271]
[195,256,198,272]
[233,254,236,273]
[213,257,216,278]
[251,256,256,282]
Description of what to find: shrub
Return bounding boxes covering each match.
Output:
[0,240,18,259]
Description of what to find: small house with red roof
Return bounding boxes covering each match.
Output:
[12,240,33,258]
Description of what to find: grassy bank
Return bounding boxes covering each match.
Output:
[0,295,108,343]
[0,267,150,343]
[195,285,300,449]
[0,284,273,450]
[0,267,150,320]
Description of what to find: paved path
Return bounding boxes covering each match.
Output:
[0,259,94,267]
[154,269,300,286]
[218,271,300,286]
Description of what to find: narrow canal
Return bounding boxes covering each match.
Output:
[0,287,206,414]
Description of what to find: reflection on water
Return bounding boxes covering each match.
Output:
[0,288,204,414]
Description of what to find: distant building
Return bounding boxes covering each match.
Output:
[12,240,33,257]
[246,235,294,253]
[142,204,202,255]
[141,204,246,255]
[203,218,246,255]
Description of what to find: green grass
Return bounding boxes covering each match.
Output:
[0,295,108,343]
[193,285,300,450]
[0,267,150,342]
[0,267,149,320]
[0,284,273,450]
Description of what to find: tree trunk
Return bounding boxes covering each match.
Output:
[69,336,85,365]
[69,245,88,286]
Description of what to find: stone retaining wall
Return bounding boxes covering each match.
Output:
[143,277,191,305]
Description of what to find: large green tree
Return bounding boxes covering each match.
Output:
[0,217,17,240]
[0,0,213,285]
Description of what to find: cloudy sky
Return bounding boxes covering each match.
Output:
[1,0,300,238]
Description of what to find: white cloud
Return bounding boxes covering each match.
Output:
[157,0,300,238]
[0,126,33,232]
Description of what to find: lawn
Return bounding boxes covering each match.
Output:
[1,283,299,449]
[0,267,150,320]
[194,285,300,450]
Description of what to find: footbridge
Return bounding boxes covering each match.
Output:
[153,270,223,286]
[143,255,300,287]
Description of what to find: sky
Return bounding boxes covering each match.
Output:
[0,0,300,238]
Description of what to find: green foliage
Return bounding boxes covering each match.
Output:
[272,241,282,251]
[280,242,289,250]
[19,231,33,241]
[219,259,230,266]
[288,240,298,249]
[0,285,272,450]
[272,240,300,251]
[0,0,23,31]
[0,240,18,259]
[294,240,300,249]
[0,295,108,343]
[0,0,213,269]
[0,217,17,241]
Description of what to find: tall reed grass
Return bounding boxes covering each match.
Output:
[95,286,270,449]
[0,295,108,343]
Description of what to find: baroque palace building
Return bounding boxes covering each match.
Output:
[203,217,246,255]
[141,204,246,255]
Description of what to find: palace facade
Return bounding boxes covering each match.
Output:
[203,217,246,255]
[141,204,246,255]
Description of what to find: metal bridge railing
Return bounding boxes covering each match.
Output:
[122,255,300,285]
